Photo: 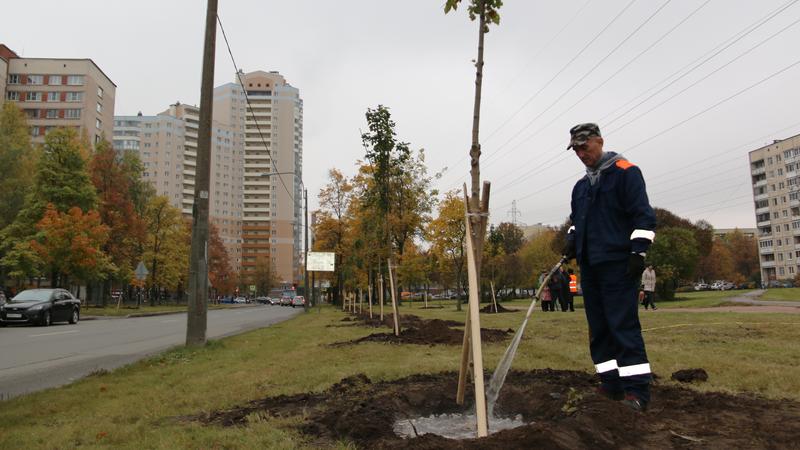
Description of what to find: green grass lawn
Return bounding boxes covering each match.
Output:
[759,288,800,302]
[82,303,250,317]
[1,302,798,449]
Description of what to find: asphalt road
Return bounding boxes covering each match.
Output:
[0,305,302,400]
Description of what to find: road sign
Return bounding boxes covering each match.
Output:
[306,252,335,271]
[135,261,149,281]
[249,285,256,293]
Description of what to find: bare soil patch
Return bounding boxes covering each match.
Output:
[480,303,517,313]
[193,369,800,449]
[331,316,513,346]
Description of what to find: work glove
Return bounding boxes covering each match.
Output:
[627,253,646,279]
[562,240,576,261]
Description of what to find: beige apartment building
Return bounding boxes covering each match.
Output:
[749,133,800,284]
[113,103,244,271]
[1,44,115,144]
[214,71,303,286]
[113,70,302,286]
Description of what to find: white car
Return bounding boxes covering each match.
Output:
[233,296,247,304]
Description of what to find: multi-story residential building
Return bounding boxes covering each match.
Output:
[113,70,302,285]
[749,133,800,283]
[1,44,115,144]
[230,71,303,286]
[113,103,244,271]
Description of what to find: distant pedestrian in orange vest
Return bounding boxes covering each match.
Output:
[566,268,577,312]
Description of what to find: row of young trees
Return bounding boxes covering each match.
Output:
[313,106,760,305]
[0,103,239,305]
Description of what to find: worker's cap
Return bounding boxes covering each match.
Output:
[567,123,601,150]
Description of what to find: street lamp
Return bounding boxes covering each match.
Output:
[259,171,308,312]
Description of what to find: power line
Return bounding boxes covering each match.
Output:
[481,0,673,170]
[216,14,295,205]
[438,0,639,187]
[606,14,800,135]
[601,0,799,126]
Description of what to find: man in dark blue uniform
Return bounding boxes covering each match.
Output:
[562,123,656,412]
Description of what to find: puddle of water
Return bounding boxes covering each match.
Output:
[393,413,527,440]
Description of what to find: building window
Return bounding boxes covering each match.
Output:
[6,91,19,101]
[28,75,44,85]
[97,86,103,98]
[66,92,83,102]
[25,109,40,119]
[47,92,59,102]
[65,109,81,119]
[8,74,20,84]
[96,118,102,129]
[67,75,85,86]
[48,75,62,85]
[30,126,42,137]
[96,102,102,113]
[26,92,42,102]
[46,109,58,119]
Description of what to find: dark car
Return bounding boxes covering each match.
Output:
[0,288,81,326]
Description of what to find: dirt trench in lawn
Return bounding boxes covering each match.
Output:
[191,312,800,449]
[195,369,800,449]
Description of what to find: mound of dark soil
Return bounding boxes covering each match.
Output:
[671,368,709,383]
[480,303,517,313]
[331,319,513,346]
[344,313,463,330]
[194,369,800,449]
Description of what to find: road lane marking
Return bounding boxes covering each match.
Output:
[28,330,80,338]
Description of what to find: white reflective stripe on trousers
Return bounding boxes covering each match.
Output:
[618,363,651,377]
[595,359,618,373]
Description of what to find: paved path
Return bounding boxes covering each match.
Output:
[0,305,302,400]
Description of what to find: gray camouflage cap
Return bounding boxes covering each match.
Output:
[567,123,601,150]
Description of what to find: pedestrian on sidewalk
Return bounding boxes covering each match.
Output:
[641,265,657,310]
[562,123,656,413]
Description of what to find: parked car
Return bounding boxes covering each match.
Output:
[291,296,306,308]
[694,282,709,291]
[0,290,6,305]
[233,296,247,304]
[0,288,80,326]
[280,295,293,306]
[255,296,271,304]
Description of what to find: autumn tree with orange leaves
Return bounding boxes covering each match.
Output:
[31,204,112,294]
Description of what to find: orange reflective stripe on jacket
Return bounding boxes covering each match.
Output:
[569,274,578,293]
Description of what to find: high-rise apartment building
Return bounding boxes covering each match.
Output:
[113,103,244,271]
[1,44,115,144]
[233,71,303,285]
[113,70,302,285]
[749,133,800,284]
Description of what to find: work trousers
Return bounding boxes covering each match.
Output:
[643,291,657,309]
[580,259,651,402]
[551,289,563,311]
[565,292,575,312]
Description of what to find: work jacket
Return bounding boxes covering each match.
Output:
[641,269,656,292]
[567,153,656,265]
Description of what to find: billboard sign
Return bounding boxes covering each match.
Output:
[306,252,336,272]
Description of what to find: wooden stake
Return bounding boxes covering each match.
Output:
[464,208,488,437]
[456,307,471,405]
[388,259,400,336]
[359,288,363,314]
[490,281,498,313]
[379,275,384,322]
[368,282,373,319]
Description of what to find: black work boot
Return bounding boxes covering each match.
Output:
[622,394,648,412]
[595,385,624,401]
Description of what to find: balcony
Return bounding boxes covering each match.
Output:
[760,260,776,268]
[755,206,770,214]
[754,193,769,201]
[753,180,767,188]
[757,220,772,227]
[751,166,766,176]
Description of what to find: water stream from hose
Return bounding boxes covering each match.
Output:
[486,257,566,416]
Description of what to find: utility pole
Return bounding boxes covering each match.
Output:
[303,188,309,312]
[186,0,217,347]
[507,200,523,226]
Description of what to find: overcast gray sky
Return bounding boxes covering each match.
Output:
[4,0,800,229]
